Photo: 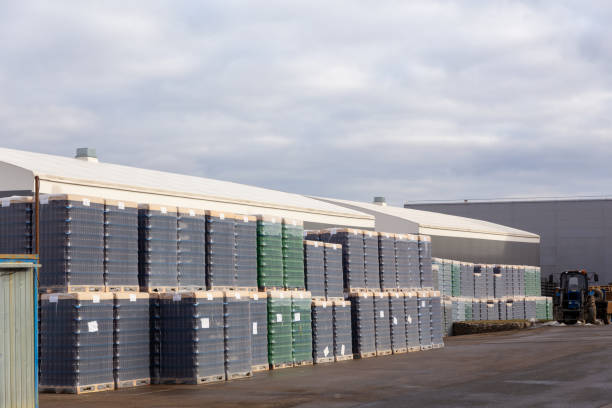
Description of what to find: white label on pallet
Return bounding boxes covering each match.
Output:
[253,294,259,300]
[49,295,58,303]
[92,295,100,303]
[40,196,49,205]
[252,322,258,335]
[333,244,338,250]
[342,301,346,307]
[393,316,398,325]
[82,198,90,207]
[220,213,225,219]
[294,312,301,322]
[322,301,327,308]
[280,292,284,299]
[368,232,373,237]
[385,233,390,238]
[395,293,400,298]
[421,301,426,308]
[189,209,195,217]
[379,310,384,318]
[276,314,283,323]
[118,201,125,210]
[407,315,413,324]
[129,294,137,302]
[243,216,248,223]
[88,321,98,333]
[314,242,318,248]
[379,293,384,298]
[173,294,181,301]
[271,218,276,223]
[292,220,297,226]
[299,292,304,299]
[201,318,210,329]
[207,292,213,300]
[1,200,9,207]
[235,292,241,299]
[324,346,329,357]
[341,344,345,355]
[160,207,167,214]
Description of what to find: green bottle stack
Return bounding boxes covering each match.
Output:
[282,218,305,289]
[267,290,293,368]
[291,291,313,365]
[536,297,547,320]
[257,216,283,289]
[451,261,461,297]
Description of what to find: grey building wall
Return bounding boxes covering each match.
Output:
[405,200,612,284]
[430,235,539,266]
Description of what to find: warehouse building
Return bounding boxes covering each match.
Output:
[313,197,540,266]
[405,199,612,283]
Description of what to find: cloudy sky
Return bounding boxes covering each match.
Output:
[1,2,611,205]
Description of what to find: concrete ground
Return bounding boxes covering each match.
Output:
[40,325,612,408]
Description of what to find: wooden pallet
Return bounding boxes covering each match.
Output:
[293,360,313,367]
[226,371,253,380]
[311,296,327,301]
[269,362,294,370]
[376,349,392,356]
[407,346,421,352]
[161,374,225,385]
[106,285,139,293]
[210,286,258,293]
[285,287,307,292]
[383,288,401,292]
[327,297,346,302]
[251,364,269,373]
[392,348,408,354]
[334,355,354,362]
[355,351,376,359]
[348,288,369,294]
[259,286,283,292]
[41,285,105,294]
[178,286,206,292]
[143,286,179,293]
[420,345,433,351]
[40,382,114,394]
[314,357,334,364]
[116,378,150,389]
[432,343,445,349]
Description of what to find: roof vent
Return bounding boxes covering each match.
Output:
[373,196,387,206]
[75,148,98,163]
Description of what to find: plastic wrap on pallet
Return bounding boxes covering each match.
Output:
[432,258,442,293]
[536,297,547,320]
[331,300,353,361]
[311,300,334,362]
[249,292,268,370]
[40,195,105,289]
[473,265,486,299]
[460,262,474,297]
[104,200,139,288]
[138,205,178,289]
[493,266,506,299]
[486,300,499,321]
[224,291,252,379]
[323,243,344,299]
[512,298,526,320]
[418,235,433,289]
[363,231,380,290]
[257,216,283,289]
[502,266,512,298]
[159,292,224,384]
[373,292,391,353]
[452,298,466,322]
[479,300,487,321]
[40,293,114,392]
[442,260,453,297]
[0,196,33,254]
[535,267,542,296]
[524,297,537,320]
[304,241,325,298]
[485,265,495,299]
[234,215,258,288]
[395,234,418,289]
[267,291,292,366]
[291,291,312,364]
[113,293,150,388]
[322,229,365,291]
[430,293,444,346]
[404,292,420,349]
[378,232,397,290]
[470,299,479,321]
[206,211,236,288]
[177,208,206,289]
[451,261,461,297]
[389,292,407,351]
[350,292,376,357]
[282,219,305,289]
[443,299,453,336]
[417,292,432,348]
[464,298,473,321]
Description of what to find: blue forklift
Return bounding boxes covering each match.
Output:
[550,270,611,325]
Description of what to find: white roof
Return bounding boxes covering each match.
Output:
[313,197,540,242]
[0,147,373,225]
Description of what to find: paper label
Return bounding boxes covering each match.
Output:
[368,232,373,237]
[271,218,276,223]
[421,301,426,308]
[292,220,297,226]
[189,209,195,217]
[207,292,213,300]
[40,196,49,205]
[129,294,137,302]
[393,316,398,325]
[88,321,98,333]
[252,322,258,335]
[299,292,304,299]
[395,293,400,298]
[220,213,225,219]
[49,295,58,303]
[235,292,241,299]
[324,346,329,357]
[276,313,283,323]
[322,301,327,308]
[173,294,181,301]
[363,293,368,298]
[385,233,390,238]
[253,294,259,300]
[1,200,9,207]
[118,201,125,210]
[201,318,210,329]
[379,293,384,298]
[341,344,345,355]
[92,295,100,303]
[333,244,337,250]
[280,292,284,299]
[407,315,413,324]
[294,312,301,322]
[314,242,319,248]
[342,301,346,307]
[82,198,90,207]
[243,216,248,223]
[379,310,384,318]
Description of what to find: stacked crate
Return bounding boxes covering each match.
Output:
[256,216,283,290]
[322,229,366,291]
[451,261,461,297]
[513,298,526,320]
[206,211,236,289]
[0,196,33,254]
[395,234,419,289]
[332,299,353,361]
[443,299,453,336]
[223,291,252,380]
[234,215,258,288]
[493,266,506,299]
[418,235,433,289]
[378,232,397,290]
[291,291,313,366]
[304,240,326,299]
[517,266,526,296]
[464,298,473,321]
[460,262,474,297]
[267,290,293,368]
[430,292,444,348]
[105,200,139,292]
[40,293,115,394]
[479,299,487,320]
[453,298,466,323]
[349,292,376,358]
[113,292,150,388]
[149,294,161,384]
[503,265,513,298]
[505,299,514,320]
[158,291,225,384]
[404,292,420,351]
[417,291,432,350]
[525,297,537,320]
[40,195,106,291]
[363,231,381,291]
[323,243,344,299]
[373,292,392,355]
[177,208,206,290]
[535,267,542,296]
[486,300,499,321]
[442,260,453,297]
[432,258,443,293]
[389,292,407,353]
[536,297,547,320]
[311,300,334,363]
[249,292,269,372]
[498,299,507,320]
[546,297,553,320]
[473,265,486,299]
[485,265,495,299]
[282,218,305,289]
[138,204,178,292]
[471,299,480,320]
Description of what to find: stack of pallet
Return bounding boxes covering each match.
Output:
[0,196,33,254]
[493,266,506,299]
[451,261,461,297]
[206,211,236,290]
[378,232,397,291]
[177,208,206,290]
[282,218,305,289]
[473,265,487,299]
[460,262,474,297]
[304,240,326,299]
[256,216,283,290]
[363,231,381,291]
[105,200,139,292]
[395,234,420,289]
[418,235,433,289]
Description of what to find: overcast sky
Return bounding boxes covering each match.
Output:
[1,2,611,205]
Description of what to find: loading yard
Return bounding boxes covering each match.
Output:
[40,325,612,408]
